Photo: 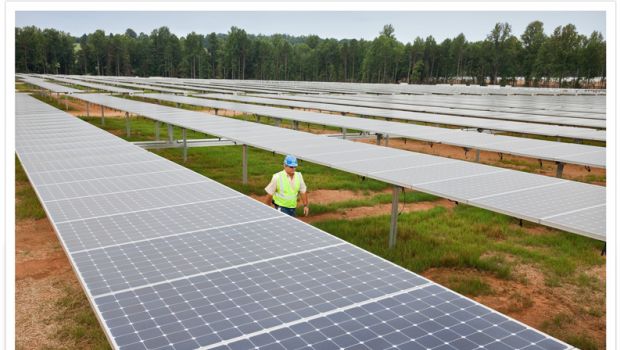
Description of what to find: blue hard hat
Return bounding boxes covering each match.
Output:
[284,155,298,167]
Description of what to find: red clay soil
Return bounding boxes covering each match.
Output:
[15,218,80,349]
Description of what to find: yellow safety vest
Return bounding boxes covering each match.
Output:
[273,170,301,208]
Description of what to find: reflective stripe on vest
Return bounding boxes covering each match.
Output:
[273,170,301,208]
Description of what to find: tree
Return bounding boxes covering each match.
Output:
[486,22,512,84]
[521,21,546,86]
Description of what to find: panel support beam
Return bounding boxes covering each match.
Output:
[86,102,90,117]
[475,149,481,162]
[389,186,402,248]
[384,134,390,146]
[100,104,105,126]
[293,120,299,130]
[125,112,130,138]
[342,128,347,139]
[376,133,383,145]
[182,128,187,162]
[167,124,174,144]
[556,162,564,178]
[242,144,248,185]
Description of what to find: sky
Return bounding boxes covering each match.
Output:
[16,11,605,43]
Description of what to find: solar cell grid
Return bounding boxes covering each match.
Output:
[36,169,208,202]
[222,284,562,350]
[93,244,429,350]
[26,159,177,186]
[56,195,273,252]
[73,217,340,296]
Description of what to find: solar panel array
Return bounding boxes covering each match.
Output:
[311,93,605,120]
[283,94,605,125]
[136,93,605,169]
[17,92,574,350]
[72,93,606,241]
[197,93,606,141]
[203,79,605,96]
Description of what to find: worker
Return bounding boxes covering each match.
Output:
[265,155,309,217]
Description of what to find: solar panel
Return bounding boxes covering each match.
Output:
[72,93,606,241]
[19,75,81,93]
[44,75,138,94]
[137,93,605,168]
[17,93,575,349]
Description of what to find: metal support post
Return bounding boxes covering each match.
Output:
[342,128,347,139]
[475,149,480,162]
[64,96,69,111]
[556,162,564,178]
[182,128,187,162]
[155,121,160,141]
[389,186,402,248]
[275,118,281,127]
[257,115,261,123]
[167,124,174,144]
[125,112,130,137]
[100,105,105,126]
[293,121,299,130]
[86,102,90,117]
[176,102,181,108]
[242,144,248,185]
[384,134,389,146]
[376,133,383,145]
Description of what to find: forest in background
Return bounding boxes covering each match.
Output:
[15,22,606,88]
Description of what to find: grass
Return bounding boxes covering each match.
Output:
[313,204,604,283]
[300,190,439,216]
[541,313,600,350]
[443,275,493,297]
[52,281,111,350]
[15,157,46,220]
[80,116,208,142]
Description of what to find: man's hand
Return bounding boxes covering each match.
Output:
[303,205,309,217]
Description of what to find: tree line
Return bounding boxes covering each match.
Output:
[15,22,606,88]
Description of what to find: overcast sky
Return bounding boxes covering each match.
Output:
[16,11,605,42]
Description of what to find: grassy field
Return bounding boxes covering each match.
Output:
[15,98,606,349]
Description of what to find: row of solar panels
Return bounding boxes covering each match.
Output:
[20,74,607,142]
[16,93,574,350]
[135,93,606,169]
[72,93,606,241]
